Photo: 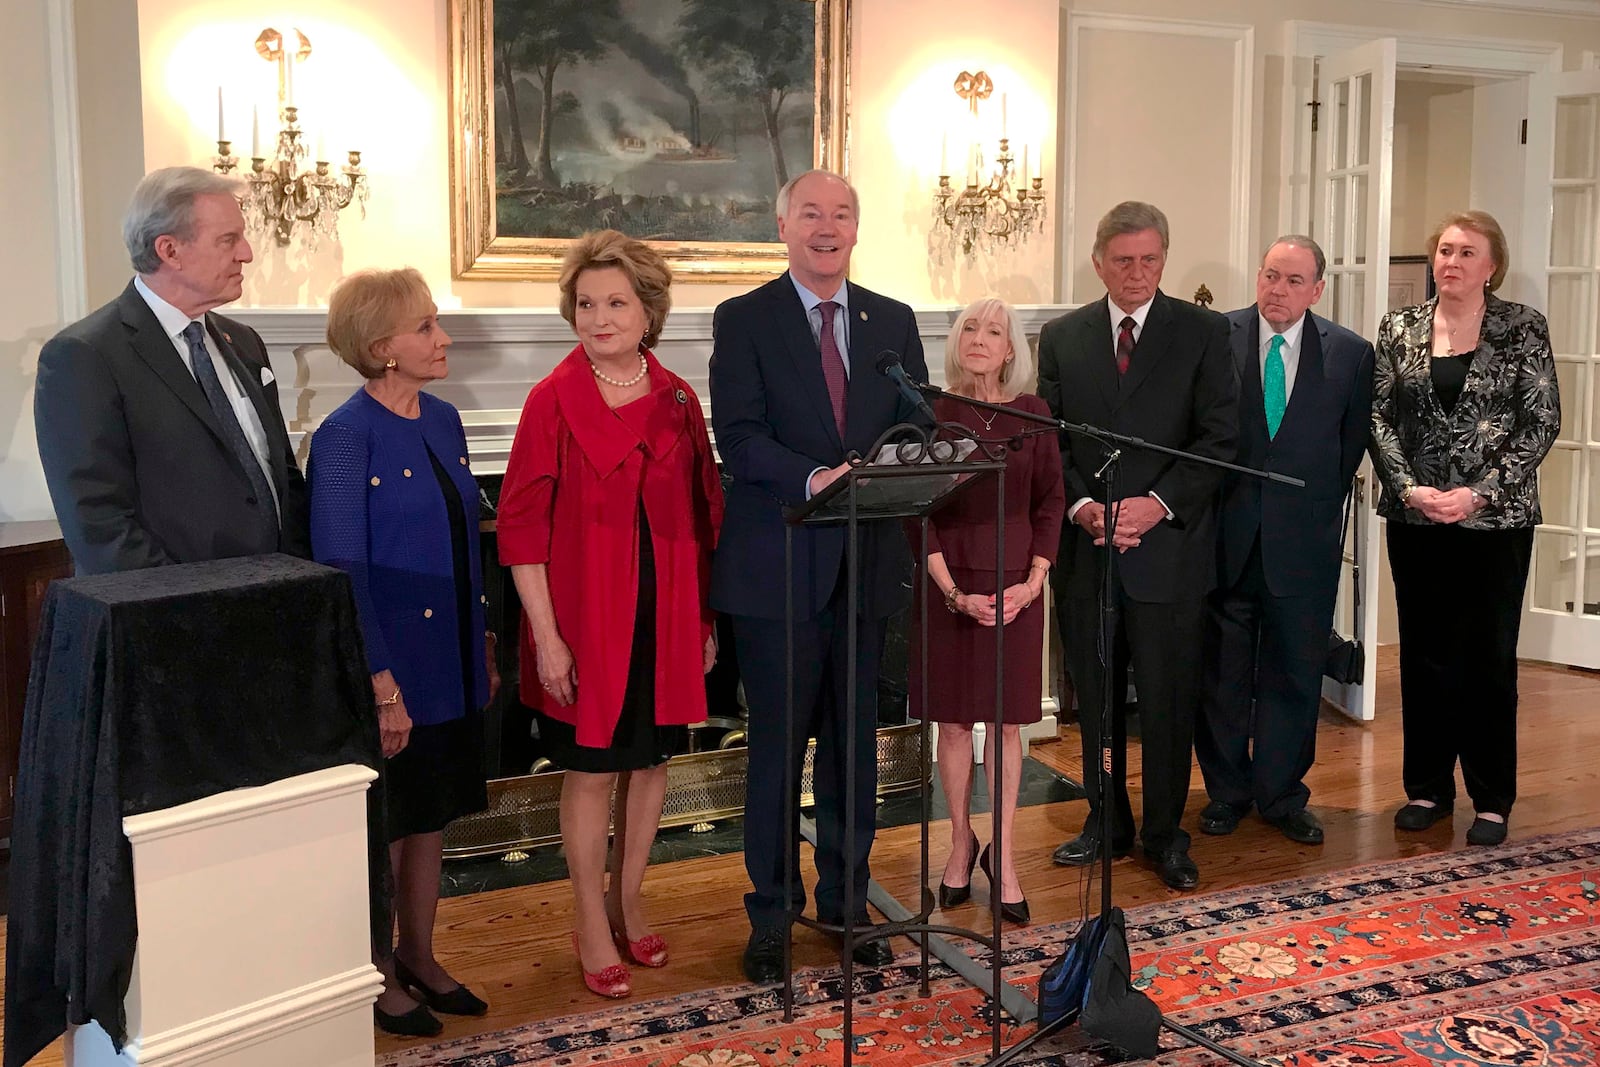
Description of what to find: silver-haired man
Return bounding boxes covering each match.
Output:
[35,166,308,574]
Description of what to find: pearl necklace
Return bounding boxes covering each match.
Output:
[590,351,648,388]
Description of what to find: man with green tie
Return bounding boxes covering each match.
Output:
[1196,236,1375,846]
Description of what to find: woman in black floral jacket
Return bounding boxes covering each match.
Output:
[1369,210,1559,848]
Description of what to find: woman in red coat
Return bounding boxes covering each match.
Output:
[497,231,722,998]
[913,298,1065,926]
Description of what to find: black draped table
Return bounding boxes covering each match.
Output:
[3,555,384,1067]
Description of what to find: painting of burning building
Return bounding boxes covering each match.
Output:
[492,0,818,244]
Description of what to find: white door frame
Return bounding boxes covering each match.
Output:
[1279,21,1563,238]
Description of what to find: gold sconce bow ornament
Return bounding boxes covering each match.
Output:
[211,27,368,249]
[953,70,993,115]
[932,70,1047,261]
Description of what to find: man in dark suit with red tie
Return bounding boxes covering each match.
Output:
[709,170,928,982]
[1195,236,1374,845]
[1038,201,1238,890]
[35,166,308,574]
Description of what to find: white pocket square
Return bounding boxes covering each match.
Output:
[260,366,275,386]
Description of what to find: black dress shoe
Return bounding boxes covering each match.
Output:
[1466,815,1508,847]
[1051,832,1133,867]
[1145,846,1199,890]
[938,830,980,908]
[373,1002,443,1038]
[825,920,896,967]
[393,958,489,1017]
[1265,808,1324,845]
[1199,799,1248,836]
[1394,801,1453,831]
[742,927,787,984]
[978,844,1030,925]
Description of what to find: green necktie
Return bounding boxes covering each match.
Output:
[1264,334,1287,439]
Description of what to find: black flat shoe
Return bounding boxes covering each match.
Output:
[978,844,1031,925]
[1394,801,1453,831]
[1265,808,1324,846]
[394,957,489,1017]
[938,830,980,908]
[1144,846,1200,891]
[1466,815,1508,847]
[373,1002,442,1038]
[1199,799,1248,836]
[1051,831,1134,867]
[742,926,786,984]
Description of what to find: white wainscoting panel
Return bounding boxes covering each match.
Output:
[236,304,1073,474]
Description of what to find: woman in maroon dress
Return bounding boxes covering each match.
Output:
[914,298,1065,925]
[497,231,722,998]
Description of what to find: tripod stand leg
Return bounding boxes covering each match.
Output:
[1162,1019,1269,1067]
[980,1010,1078,1067]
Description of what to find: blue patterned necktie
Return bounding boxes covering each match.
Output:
[181,321,279,537]
[1264,334,1287,440]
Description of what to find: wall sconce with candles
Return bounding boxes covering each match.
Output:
[211,28,368,248]
[931,71,1047,261]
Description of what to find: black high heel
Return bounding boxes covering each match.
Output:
[394,956,489,1017]
[978,844,1031,925]
[938,831,980,908]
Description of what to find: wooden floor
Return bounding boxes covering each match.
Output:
[5,647,1598,1065]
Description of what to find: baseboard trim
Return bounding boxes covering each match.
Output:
[128,966,382,1066]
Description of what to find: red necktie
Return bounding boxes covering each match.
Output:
[1116,316,1136,376]
[817,300,847,437]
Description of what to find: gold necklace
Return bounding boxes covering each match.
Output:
[1440,304,1484,356]
[590,351,648,388]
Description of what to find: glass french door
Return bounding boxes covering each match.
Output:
[1314,39,1396,721]
[1519,71,1600,669]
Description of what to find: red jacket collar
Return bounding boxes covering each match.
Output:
[550,345,686,475]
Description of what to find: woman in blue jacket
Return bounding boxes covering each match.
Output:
[311,268,495,1037]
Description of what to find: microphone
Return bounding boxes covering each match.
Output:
[875,350,938,423]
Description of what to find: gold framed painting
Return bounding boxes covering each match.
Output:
[448,0,851,283]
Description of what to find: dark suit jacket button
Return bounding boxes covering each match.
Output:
[246,496,257,505]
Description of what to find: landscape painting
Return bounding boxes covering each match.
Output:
[449,0,850,282]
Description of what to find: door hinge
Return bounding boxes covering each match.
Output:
[1520,118,1528,145]
[0,592,7,617]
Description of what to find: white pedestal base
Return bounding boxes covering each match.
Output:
[67,765,383,1067]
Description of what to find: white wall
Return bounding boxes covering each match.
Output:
[1392,78,1477,256]
[0,3,74,521]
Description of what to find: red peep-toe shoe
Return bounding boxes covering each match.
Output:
[572,932,631,998]
[613,927,669,968]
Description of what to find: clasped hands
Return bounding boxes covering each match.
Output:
[1406,485,1485,524]
[951,582,1040,627]
[1075,495,1167,552]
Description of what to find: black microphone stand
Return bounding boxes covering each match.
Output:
[919,380,1298,1067]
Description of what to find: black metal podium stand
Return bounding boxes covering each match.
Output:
[776,432,1028,1066]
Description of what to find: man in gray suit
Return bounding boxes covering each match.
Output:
[35,167,308,574]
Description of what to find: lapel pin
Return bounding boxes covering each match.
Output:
[859,310,868,322]
[222,331,233,343]
[675,388,688,404]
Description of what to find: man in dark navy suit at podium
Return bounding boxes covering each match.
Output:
[1195,236,1374,846]
[35,166,309,574]
[709,169,928,983]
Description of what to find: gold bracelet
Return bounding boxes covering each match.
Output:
[944,586,963,613]
[376,689,402,707]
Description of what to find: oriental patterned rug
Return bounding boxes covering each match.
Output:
[381,829,1600,1066]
